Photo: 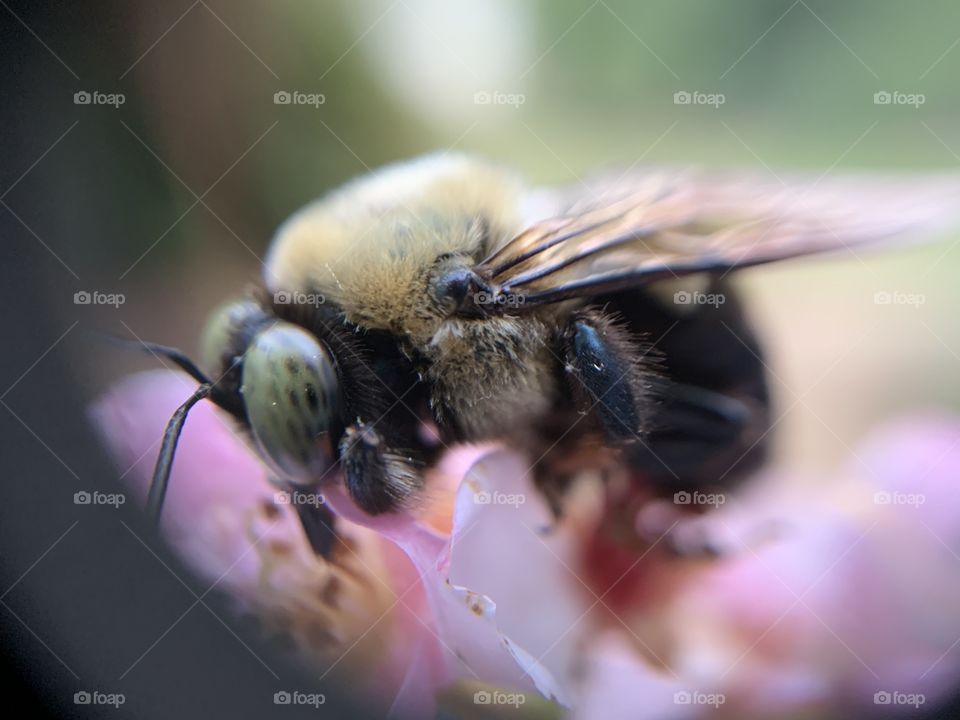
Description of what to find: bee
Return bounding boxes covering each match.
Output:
[143,153,959,538]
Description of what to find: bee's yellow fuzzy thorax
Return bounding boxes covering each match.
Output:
[264,153,526,337]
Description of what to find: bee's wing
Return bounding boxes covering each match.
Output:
[471,168,960,309]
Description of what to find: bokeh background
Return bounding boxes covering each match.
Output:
[3,1,960,718]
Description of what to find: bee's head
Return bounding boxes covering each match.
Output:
[139,298,349,522]
[137,283,427,523]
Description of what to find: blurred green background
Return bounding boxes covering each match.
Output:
[14,0,960,471]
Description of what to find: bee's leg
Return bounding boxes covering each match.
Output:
[292,497,338,557]
[632,377,765,496]
[337,421,421,515]
[531,309,650,520]
[554,298,767,500]
[557,308,655,444]
[267,477,338,557]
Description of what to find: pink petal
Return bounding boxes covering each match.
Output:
[630,415,960,716]
[322,449,572,709]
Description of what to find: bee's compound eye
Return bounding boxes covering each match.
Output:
[200,299,268,377]
[241,323,341,485]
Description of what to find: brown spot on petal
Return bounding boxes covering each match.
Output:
[260,499,281,520]
[269,540,293,558]
[237,506,396,682]
[461,589,490,617]
[321,575,340,607]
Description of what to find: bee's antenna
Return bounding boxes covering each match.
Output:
[104,334,243,523]
[139,341,215,386]
[147,383,213,523]
[103,334,214,386]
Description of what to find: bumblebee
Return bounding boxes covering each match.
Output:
[144,154,958,530]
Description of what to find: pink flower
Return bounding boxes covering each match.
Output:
[92,369,960,718]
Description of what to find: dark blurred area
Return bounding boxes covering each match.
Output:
[2,2,386,718]
[3,1,960,718]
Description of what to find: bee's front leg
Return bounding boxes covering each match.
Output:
[337,421,421,515]
[558,308,655,444]
[557,305,764,492]
[288,492,338,557]
[533,308,652,518]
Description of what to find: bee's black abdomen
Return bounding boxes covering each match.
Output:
[600,278,772,495]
